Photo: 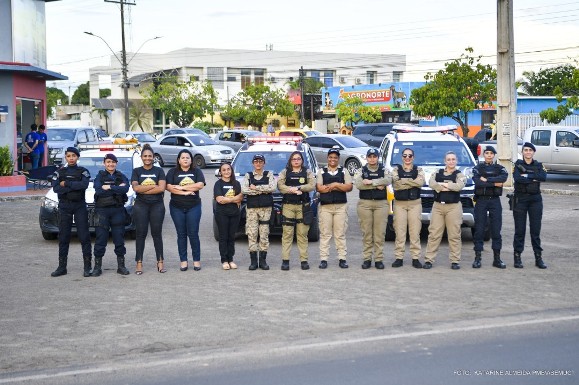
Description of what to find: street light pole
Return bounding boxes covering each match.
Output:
[120,0,130,131]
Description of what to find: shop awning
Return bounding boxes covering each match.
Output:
[0,62,67,81]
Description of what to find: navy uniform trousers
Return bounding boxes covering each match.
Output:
[58,201,92,259]
[94,206,126,259]
[473,196,502,252]
[513,193,543,254]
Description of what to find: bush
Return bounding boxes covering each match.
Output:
[0,145,14,176]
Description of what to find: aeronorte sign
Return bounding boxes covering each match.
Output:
[338,88,391,103]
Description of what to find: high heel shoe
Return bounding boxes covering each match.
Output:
[222,262,230,270]
[135,261,143,275]
[180,262,188,271]
[157,261,167,273]
[193,262,201,271]
[228,261,238,269]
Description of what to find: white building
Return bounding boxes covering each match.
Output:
[89,47,406,133]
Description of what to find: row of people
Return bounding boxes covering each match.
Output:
[49,141,548,277]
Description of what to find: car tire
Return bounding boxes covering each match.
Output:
[307,216,320,242]
[213,217,220,242]
[194,155,206,169]
[42,231,58,240]
[345,158,361,175]
[154,153,164,167]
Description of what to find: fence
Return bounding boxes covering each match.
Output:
[517,113,579,137]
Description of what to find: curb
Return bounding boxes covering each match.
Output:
[0,195,45,202]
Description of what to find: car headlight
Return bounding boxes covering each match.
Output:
[42,197,58,210]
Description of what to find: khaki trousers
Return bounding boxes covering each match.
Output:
[425,202,462,263]
[393,199,422,260]
[357,199,388,262]
[246,207,271,252]
[318,203,348,261]
[281,203,310,261]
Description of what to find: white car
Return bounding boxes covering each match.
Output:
[150,134,234,168]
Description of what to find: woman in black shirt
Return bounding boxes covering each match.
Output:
[166,149,206,271]
[131,144,166,274]
[214,162,242,270]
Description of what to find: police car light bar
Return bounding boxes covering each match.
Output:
[392,125,458,133]
[247,137,303,145]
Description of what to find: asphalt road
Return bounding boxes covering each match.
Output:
[0,168,578,384]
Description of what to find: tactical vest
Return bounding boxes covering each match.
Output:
[359,165,387,200]
[394,165,421,201]
[246,171,274,208]
[474,163,503,197]
[433,169,461,204]
[283,168,310,204]
[319,167,347,205]
[95,170,128,208]
[514,160,541,195]
[57,166,86,202]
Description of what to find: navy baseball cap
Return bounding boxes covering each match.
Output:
[328,148,340,156]
[65,147,80,156]
[366,148,379,157]
[104,153,118,162]
[483,145,497,154]
[252,154,265,162]
[522,142,536,152]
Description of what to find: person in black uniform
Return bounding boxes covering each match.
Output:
[92,153,130,276]
[512,142,547,269]
[50,147,92,277]
[472,145,508,269]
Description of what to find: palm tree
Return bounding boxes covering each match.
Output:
[129,102,153,132]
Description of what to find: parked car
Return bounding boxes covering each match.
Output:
[303,134,371,174]
[150,134,234,168]
[463,127,494,156]
[274,128,321,138]
[46,126,102,165]
[112,131,157,144]
[522,126,579,174]
[39,145,146,240]
[95,128,111,141]
[353,123,414,147]
[161,128,210,138]
[218,137,320,242]
[215,129,267,152]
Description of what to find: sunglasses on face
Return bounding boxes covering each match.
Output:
[402,154,414,158]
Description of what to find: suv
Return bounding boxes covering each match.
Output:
[378,125,487,241]
[46,127,102,165]
[214,137,320,242]
[353,123,414,147]
[215,129,267,152]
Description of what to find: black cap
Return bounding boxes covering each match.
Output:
[104,153,118,162]
[483,145,497,154]
[367,148,379,157]
[328,148,340,156]
[65,147,80,156]
[252,154,265,162]
[522,142,536,152]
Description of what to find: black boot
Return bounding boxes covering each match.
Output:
[472,251,482,268]
[492,250,506,269]
[249,252,258,270]
[117,256,130,275]
[535,252,547,269]
[51,256,67,277]
[91,257,103,277]
[258,251,269,270]
[514,252,523,268]
[83,256,92,277]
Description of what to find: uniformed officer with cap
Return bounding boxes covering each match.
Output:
[472,145,508,268]
[512,142,547,269]
[50,147,92,277]
[316,148,353,269]
[92,153,131,276]
[241,153,276,270]
[354,148,392,269]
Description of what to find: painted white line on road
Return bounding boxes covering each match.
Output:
[2,314,578,383]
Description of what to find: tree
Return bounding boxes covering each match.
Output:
[286,77,325,95]
[71,82,90,105]
[99,88,111,98]
[46,87,68,118]
[140,77,218,128]
[518,64,579,96]
[410,48,496,137]
[536,65,579,124]
[129,102,152,132]
[335,96,381,128]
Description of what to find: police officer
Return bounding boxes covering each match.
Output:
[512,142,547,269]
[472,146,508,269]
[316,148,353,269]
[354,148,392,269]
[50,147,92,277]
[92,153,130,277]
[424,151,466,270]
[278,151,316,270]
[391,148,424,268]
[241,154,276,270]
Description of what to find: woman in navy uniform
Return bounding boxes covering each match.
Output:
[92,153,130,276]
[512,142,547,269]
[50,147,92,277]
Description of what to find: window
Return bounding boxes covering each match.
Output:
[556,131,577,147]
[160,137,177,146]
[373,126,391,136]
[367,71,377,84]
[323,72,333,87]
[86,129,96,142]
[207,67,224,89]
[304,137,321,148]
[320,138,338,149]
[530,130,551,147]
[254,69,265,86]
[310,71,320,82]
[241,69,251,89]
[393,71,403,82]
[77,130,88,144]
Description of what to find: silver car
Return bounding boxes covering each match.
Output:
[304,134,371,174]
[150,134,234,168]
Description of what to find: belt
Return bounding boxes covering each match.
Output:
[475,195,499,200]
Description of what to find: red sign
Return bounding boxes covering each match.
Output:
[288,90,301,105]
[339,88,391,103]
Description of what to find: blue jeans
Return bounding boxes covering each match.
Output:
[30,152,40,169]
[170,203,202,262]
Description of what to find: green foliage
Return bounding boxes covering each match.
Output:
[518,65,579,96]
[410,48,496,137]
[335,96,381,127]
[72,82,90,105]
[99,88,111,98]
[537,65,579,124]
[0,145,14,176]
[129,102,152,132]
[140,77,218,128]
[286,77,325,94]
[46,87,68,118]
[191,121,214,133]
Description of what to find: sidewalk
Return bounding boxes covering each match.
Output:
[0,184,48,201]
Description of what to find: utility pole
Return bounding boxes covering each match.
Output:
[496,0,517,186]
[299,66,305,127]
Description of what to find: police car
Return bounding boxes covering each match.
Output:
[39,144,147,240]
[215,137,320,241]
[378,125,490,241]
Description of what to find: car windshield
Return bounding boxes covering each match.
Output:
[335,136,368,148]
[133,133,156,142]
[233,151,313,176]
[185,135,216,146]
[303,131,319,136]
[77,155,134,181]
[46,129,75,141]
[353,126,373,135]
[185,129,210,137]
[392,141,474,167]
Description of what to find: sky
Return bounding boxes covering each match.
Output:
[44,0,579,95]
